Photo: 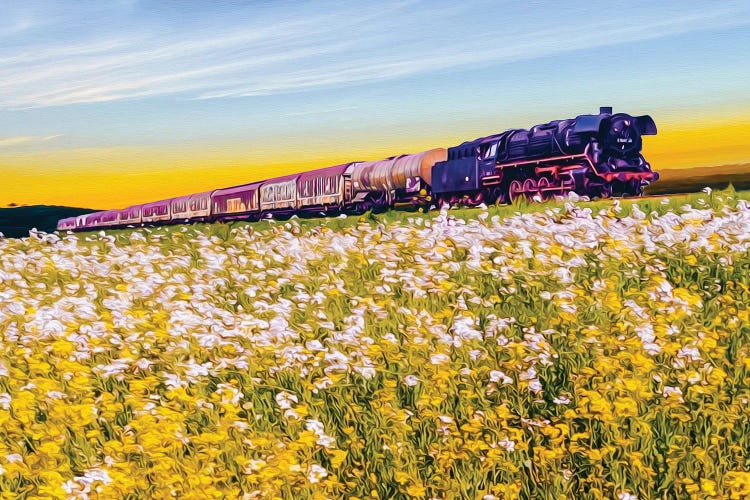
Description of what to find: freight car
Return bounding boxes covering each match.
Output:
[58,107,658,232]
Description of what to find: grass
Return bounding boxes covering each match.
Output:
[96,185,750,244]
[1,186,749,498]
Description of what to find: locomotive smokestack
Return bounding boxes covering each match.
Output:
[600,106,612,115]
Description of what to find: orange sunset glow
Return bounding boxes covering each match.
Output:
[3,116,750,209]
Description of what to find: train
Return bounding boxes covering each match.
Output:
[57,106,658,232]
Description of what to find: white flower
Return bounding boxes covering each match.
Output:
[498,438,515,452]
[404,375,419,387]
[275,391,298,410]
[162,373,187,390]
[489,370,513,385]
[78,468,112,485]
[62,480,77,493]
[382,333,398,344]
[216,383,243,405]
[243,459,266,473]
[95,359,132,379]
[305,339,326,351]
[553,395,571,405]
[553,267,573,284]
[354,364,376,380]
[135,358,152,371]
[528,379,543,394]
[519,366,537,381]
[306,419,336,448]
[311,377,333,393]
[663,386,684,401]
[430,353,450,365]
[676,346,701,362]
[307,464,328,484]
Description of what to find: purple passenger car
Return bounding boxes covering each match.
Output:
[118,205,142,226]
[98,210,120,227]
[56,217,77,231]
[212,181,263,220]
[75,214,89,229]
[259,173,299,212]
[141,199,171,224]
[84,212,105,227]
[297,163,350,211]
[171,191,213,222]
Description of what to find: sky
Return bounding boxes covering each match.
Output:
[1,0,750,208]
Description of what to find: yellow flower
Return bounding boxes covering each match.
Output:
[406,483,427,497]
[328,449,348,468]
[297,430,318,447]
[700,478,718,497]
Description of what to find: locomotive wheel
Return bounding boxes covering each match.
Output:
[508,180,524,204]
[470,191,484,206]
[484,186,505,205]
[598,184,613,199]
[495,188,509,205]
[371,192,389,213]
[623,180,644,197]
[537,177,551,200]
[523,178,538,201]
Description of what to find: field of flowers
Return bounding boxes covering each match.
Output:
[1,190,750,499]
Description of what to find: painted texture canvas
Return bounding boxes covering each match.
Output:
[1,1,750,498]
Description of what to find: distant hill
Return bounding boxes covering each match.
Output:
[0,206,97,239]
[645,163,750,195]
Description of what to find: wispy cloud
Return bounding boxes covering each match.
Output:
[0,0,748,108]
[0,135,63,148]
[283,105,360,117]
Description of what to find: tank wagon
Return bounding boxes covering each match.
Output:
[59,107,658,232]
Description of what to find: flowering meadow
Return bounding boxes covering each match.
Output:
[1,191,750,499]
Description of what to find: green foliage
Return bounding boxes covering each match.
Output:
[0,187,749,498]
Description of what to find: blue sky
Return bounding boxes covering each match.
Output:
[2,0,750,149]
[2,0,750,209]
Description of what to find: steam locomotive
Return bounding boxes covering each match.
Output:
[57,106,658,232]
